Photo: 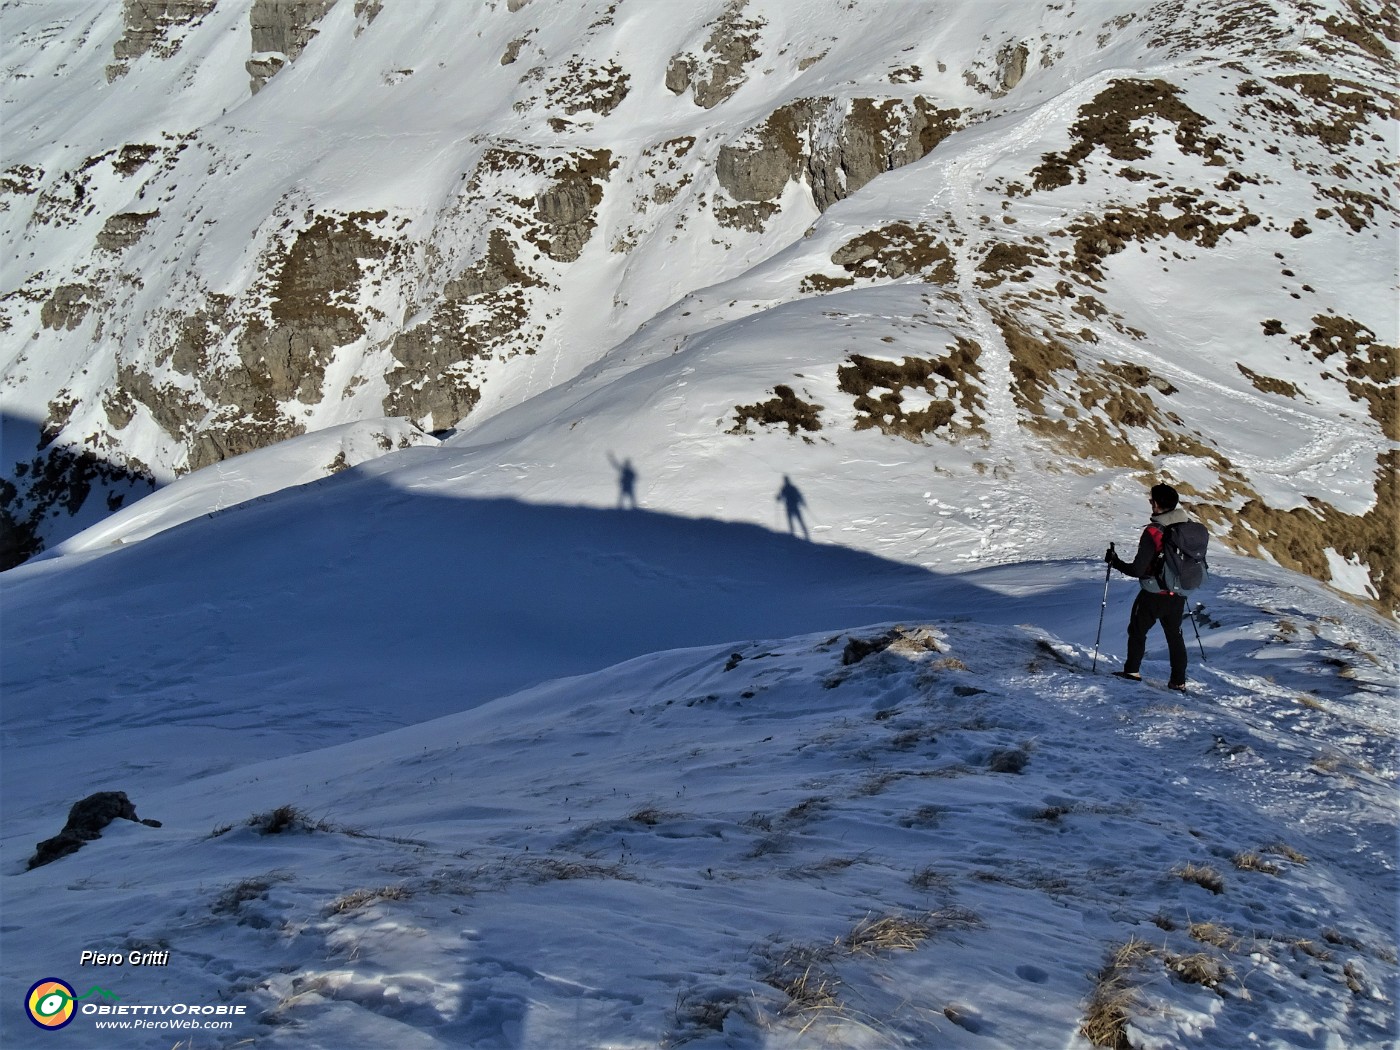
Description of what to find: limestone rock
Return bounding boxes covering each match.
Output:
[247,0,340,94]
[666,0,764,109]
[107,0,216,81]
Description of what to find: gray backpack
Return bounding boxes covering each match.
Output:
[1155,521,1210,594]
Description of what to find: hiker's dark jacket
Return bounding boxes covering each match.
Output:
[1110,507,1190,594]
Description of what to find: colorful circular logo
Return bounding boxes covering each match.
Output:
[26,979,77,1030]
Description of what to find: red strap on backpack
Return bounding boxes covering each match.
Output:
[1146,524,1172,594]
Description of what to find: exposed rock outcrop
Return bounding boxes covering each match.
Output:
[96,211,159,252]
[997,41,1030,93]
[714,96,964,227]
[0,444,156,570]
[382,228,527,432]
[40,284,97,331]
[230,212,387,405]
[665,0,764,109]
[247,0,339,93]
[27,791,163,870]
[382,148,614,432]
[108,0,216,81]
[174,211,392,467]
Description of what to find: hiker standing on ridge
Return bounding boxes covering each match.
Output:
[1104,483,1194,690]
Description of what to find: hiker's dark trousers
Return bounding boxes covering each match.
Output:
[1125,590,1188,686]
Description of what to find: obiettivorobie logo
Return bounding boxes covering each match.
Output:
[24,975,248,1034]
[25,979,119,1030]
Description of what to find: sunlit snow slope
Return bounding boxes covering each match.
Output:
[1,0,1396,613]
[1,5,1397,1043]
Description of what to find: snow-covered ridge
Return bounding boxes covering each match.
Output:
[2,6,1396,1046]
[4,541,1395,1048]
[1,0,1396,612]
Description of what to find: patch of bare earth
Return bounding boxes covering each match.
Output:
[1195,452,1399,617]
[996,308,1397,613]
[1033,79,1237,192]
[837,340,984,442]
[1292,315,1397,441]
[827,223,956,285]
[993,314,1180,471]
[729,385,824,438]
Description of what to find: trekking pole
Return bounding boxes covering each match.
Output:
[1092,543,1114,671]
[1190,602,1207,663]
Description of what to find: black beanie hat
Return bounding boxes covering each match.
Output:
[1151,483,1179,511]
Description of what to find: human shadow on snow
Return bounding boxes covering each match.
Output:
[0,466,1115,829]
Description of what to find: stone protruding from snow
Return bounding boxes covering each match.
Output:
[28,791,162,870]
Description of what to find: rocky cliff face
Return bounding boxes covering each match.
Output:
[1,0,1395,612]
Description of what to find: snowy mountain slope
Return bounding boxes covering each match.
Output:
[1,4,1397,1045]
[2,546,1395,1048]
[4,382,1398,1050]
[1,474,992,802]
[1,0,1396,613]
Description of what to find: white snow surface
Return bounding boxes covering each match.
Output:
[2,430,1397,1049]
[2,0,1396,566]
[1,0,1397,1047]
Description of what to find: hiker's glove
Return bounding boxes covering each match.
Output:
[1104,547,1115,564]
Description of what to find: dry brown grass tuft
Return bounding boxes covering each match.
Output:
[1343,960,1370,994]
[891,728,926,750]
[856,770,900,796]
[783,796,831,824]
[1173,862,1225,894]
[988,747,1030,773]
[844,914,930,955]
[1341,640,1381,664]
[928,906,985,933]
[524,858,635,883]
[1080,978,1139,1049]
[1291,938,1332,961]
[1262,842,1309,864]
[1322,927,1369,952]
[673,987,754,1040]
[246,804,325,835]
[1166,951,1233,989]
[793,856,861,879]
[1310,750,1350,773]
[909,866,953,892]
[327,885,411,914]
[841,907,984,957]
[628,805,677,826]
[212,871,293,915]
[1079,939,1155,1049]
[757,905,984,1035]
[1233,851,1282,875]
[761,946,842,1016]
[1189,921,1240,951]
[241,805,384,839]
